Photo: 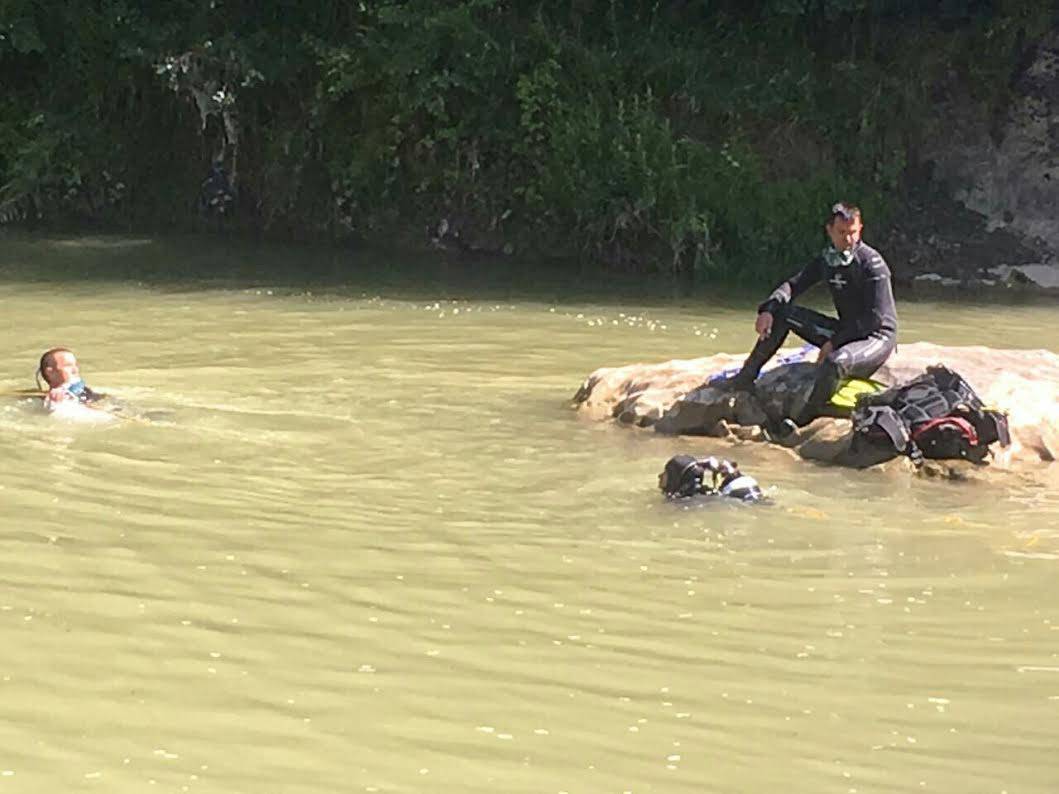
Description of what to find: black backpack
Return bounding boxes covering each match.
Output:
[850,365,1010,465]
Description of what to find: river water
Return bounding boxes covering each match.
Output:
[1,235,1057,793]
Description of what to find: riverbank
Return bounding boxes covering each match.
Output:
[3,3,1055,288]
[6,221,1059,311]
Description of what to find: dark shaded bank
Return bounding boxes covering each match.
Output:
[1,1,1056,285]
[4,231,1058,318]
[0,230,707,302]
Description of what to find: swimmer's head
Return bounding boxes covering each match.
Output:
[38,348,81,389]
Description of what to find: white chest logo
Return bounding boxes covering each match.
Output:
[829,271,848,290]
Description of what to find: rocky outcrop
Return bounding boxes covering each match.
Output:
[904,30,1059,291]
[573,343,1059,470]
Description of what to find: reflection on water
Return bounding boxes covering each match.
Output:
[0,234,1057,793]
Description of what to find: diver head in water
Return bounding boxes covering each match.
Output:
[658,455,764,502]
[37,348,101,407]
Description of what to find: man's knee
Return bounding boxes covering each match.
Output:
[824,349,851,379]
[772,303,801,328]
[765,304,795,338]
[831,338,894,380]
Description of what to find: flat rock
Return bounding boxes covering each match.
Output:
[572,342,1059,470]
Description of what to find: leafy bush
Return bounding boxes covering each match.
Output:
[0,0,1052,282]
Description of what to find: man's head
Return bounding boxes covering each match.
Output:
[38,348,81,388]
[825,202,863,253]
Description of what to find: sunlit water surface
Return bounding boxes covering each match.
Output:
[1,235,1057,793]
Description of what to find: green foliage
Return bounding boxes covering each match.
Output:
[0,0,1052,282]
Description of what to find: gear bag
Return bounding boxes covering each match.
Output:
[850,365,1010,464]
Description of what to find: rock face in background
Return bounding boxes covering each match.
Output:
[899,31,1059,291]
[573,343,1059,470]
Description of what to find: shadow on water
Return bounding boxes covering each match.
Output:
[4,229,1058,312]
[0,230,735,306]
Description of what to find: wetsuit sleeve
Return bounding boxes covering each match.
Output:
[757,257,824,314]
[832,254,897,348]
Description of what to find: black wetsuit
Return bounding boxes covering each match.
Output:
[734,240,898,425]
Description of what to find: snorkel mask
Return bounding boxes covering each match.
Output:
[63,379,88,396]
[823,244,855,268]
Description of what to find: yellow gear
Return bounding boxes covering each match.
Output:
[829,377,886,409]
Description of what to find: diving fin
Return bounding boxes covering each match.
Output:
[830,377,886,410]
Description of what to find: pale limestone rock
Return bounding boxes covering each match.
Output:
[928,32,1059,266]
[573,343,1059,469]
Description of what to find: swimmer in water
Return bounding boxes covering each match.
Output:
[36,348,103,411]
[658,454,764,502]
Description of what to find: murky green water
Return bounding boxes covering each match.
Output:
[1,235,1057,793]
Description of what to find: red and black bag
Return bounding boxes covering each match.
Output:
[851,365,1010,465]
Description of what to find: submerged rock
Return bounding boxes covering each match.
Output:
[573,343,1059,470]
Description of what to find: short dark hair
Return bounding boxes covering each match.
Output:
[39,347,72,374]
[828,202,861,223]
[38,347,74,388]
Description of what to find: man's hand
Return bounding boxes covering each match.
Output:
[816,340,834,364]
[44,386,74,409]
[47,386,73,402]
[754,312,773,340]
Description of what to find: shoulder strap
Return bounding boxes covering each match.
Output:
[911,416,979,446]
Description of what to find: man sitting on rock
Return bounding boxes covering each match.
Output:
[723,202,898,438]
